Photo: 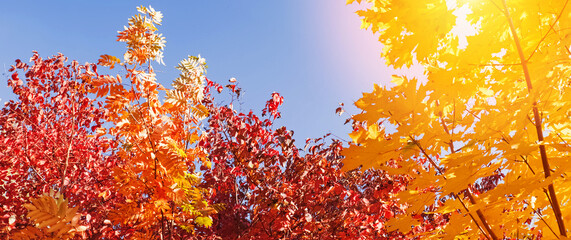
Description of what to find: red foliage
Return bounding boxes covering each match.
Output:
[195,80,437,239]
[0,6,452,239]
[0,53,448,239]
[262,92,283,119]
[0,52,120,239]
[0,53,447,239]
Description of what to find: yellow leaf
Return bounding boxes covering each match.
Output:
[479,87,494,97]
[386,215,416,232]
[391,75,405,86]
[444,212,470,238]
[203,160,212,169]
[195,216,213,227]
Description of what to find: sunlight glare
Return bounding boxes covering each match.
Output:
[451,4,477,49]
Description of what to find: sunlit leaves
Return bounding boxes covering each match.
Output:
[165,55,208,115]
[193,83,442,239]
[12,191,87,239]
[98,54,121,69]
[347,0,571,238]
[90,6,216,238]
[117,5,166,65]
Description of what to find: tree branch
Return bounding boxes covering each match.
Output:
[526,0,569,62]
[502,0,567,236]
[411,138,497,239]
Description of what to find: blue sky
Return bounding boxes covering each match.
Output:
[0,1,391,143]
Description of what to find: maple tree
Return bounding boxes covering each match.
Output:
[345,0,571,239]
[0,52,120,239]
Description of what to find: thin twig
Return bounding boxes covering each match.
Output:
[468,63,522,67]
[526,0,569,62]
[530,202,560,239]
[411,138,496,239]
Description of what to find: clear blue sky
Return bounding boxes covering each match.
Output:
[0,1,392,143]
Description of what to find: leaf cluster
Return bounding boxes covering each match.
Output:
[346,0,571,239]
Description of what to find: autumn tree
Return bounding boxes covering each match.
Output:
[3,5,220,239]
[344,0,571,239]
[190,81,445,239]
[0,53,120,239]
[91,6,219,239]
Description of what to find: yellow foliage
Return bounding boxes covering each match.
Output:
[11,190,87,240]
[346,0,571,238]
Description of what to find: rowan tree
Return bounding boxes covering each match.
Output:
[3,5,219,239]
[344,0,571,239]
[91,6,218,239]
